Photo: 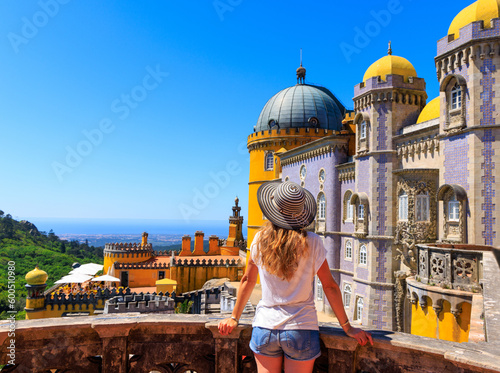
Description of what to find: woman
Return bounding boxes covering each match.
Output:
[218,181,373,373]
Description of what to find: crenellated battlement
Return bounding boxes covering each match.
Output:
[44,287,132,311]
[435,18,500,82]
[437,18,500,58]
[155,250,180,256]
[247,127,339,143]
[114,261,169,270]
[104,242,154,253]
[171,258,243,267]
[354,75,426,100]
[343,111,355,122]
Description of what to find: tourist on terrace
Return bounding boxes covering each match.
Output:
[218,181,373,373]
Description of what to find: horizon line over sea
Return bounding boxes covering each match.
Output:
[18,217,244,237]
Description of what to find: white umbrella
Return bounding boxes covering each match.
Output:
[69,263,103,276]
[55,274,92,284]
[91,275,120,282]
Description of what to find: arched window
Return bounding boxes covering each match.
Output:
[316,277,323,301]
[343,283,352,308]
[416,192,430,222]
[348,199,354,220]
[438,184,467,242]
[359,245,367,265]
[448,196,460,221]
[358,204,365,220]
[345,241,352,260]
[318,193,326,220]
[451,83,462,110]
[356,297,364,321]
[265,152,274,171]
[344,191,354,222]
[360,121,367,139]
[399,191,408,221]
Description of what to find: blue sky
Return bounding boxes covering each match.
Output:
[0,0,472,225]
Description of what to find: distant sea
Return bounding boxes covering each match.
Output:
[20,217,242,238]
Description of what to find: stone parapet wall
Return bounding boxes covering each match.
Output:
[483,249,500,343]
[1,314,499,373]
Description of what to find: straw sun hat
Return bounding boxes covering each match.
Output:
[257,181,317,230]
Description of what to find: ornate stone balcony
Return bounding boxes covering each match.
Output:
[416,243,486,292]
[1,314,499,373]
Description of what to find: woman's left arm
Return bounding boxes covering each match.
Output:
[218,258,259,335]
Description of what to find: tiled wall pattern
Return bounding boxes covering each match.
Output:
[376,155,388,237]
[443,133,470,191]
[372,243,388,329]
[357,157,370,194]
[480,58,497,244]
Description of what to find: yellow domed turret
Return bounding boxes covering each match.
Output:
[417,97,441,124]
[448,0,500,39]
[363,43,417,83]
[25,265,48,285]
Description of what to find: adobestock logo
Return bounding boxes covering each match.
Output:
[213,0,243,21]
[340,0,405,63]
[178,140,247,222]
[51,65,169,183]
[8,0,72,54]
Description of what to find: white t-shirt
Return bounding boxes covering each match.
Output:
[250,231,327,330]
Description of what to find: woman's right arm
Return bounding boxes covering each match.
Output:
[218,258,259,335]
[317,260,373,346]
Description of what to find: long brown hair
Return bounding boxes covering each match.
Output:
[255,221,309,281]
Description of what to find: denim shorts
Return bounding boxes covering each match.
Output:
[249,327,321,361]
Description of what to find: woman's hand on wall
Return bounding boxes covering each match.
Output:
[218,317,239,335]
[344,325,374,346]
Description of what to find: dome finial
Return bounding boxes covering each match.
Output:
[388,41,392,56]
[296,48,306,84]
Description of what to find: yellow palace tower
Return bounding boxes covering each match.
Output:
[247,64,353,253]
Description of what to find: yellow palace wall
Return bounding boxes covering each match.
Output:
[169,266,242,294]
[410,298,471,342]
[103,251,153,275]
[114,268,171,288]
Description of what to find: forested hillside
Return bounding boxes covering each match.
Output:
[0,211,103,319]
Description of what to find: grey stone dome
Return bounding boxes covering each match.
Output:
[255,84,346,132]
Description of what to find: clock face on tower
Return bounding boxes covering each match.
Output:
[300,165,306,180]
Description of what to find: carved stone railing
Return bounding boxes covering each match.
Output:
[416,243,485,292]
[1,314,499,373]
